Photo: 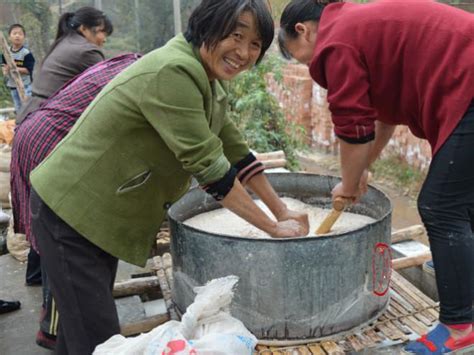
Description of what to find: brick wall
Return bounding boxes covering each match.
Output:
[266,63,432,171]
[266,64,314,145]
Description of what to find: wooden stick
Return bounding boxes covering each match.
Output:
[315,196,351,235]
[392,251,432,270]
[120,313,169,336]
[153,255,179,320]
[113,276,161,298]
[391,225,426,244]
[262,158,287,169]
[0,32,26,103]
[255,150,285,161]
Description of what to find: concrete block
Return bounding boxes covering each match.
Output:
[143,298,167,318]
[391,240,438,301]
[115,295,146,325]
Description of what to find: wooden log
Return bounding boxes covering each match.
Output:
[392,252,432,270]
[293,346,311,355]
[0,32,26,102]
[346,335,365,352]
[120,313,169,336]
[113,276,161,298]
[262,158,287,169]
[0,108,15,115]
[401,315,429,337]
[391,271,439,320]
[355,332,376,349]
[255,150,285,161]
[153,255,179,320]
[385,321,408,341]
[391,225,426,244]
[319,341,345,355]
[363,329,383,344]
[307,344,326,355]
[156,230,171,256]
[392,271,438,307]
[255,345,271,354]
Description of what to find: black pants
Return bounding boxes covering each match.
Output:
[418,101,474,325]
[39,261,59,338]
[31,189,120,355]
[25,247,42,285]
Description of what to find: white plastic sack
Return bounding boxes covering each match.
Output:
[6,212,29,263]
[94,275,257,355]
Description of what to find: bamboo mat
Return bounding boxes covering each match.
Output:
[154,253,439,354]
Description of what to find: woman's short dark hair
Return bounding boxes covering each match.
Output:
[43,6,113,61]
[278,0,342,59]
[185,0,274,64]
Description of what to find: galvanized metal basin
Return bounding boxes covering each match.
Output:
[169,173,392,344]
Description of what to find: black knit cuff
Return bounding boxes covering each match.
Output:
[234,153,265,185]
[200,167,237,201]
[336,132,375,144]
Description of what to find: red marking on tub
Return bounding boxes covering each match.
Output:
[372,242,392,296]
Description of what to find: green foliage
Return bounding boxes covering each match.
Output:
[14,0,52,60]
[228,54,307,170]
[0,72,13,109]
[101,0,201,55]
[371,154,425,196]
[270,0,290,21]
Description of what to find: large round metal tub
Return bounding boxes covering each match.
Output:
[169,173,392,344]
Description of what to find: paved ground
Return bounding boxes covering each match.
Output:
[0,253,149,355]
[0,253,51,355]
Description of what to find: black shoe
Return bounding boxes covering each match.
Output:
[25,279,42,287]
[0,300,21,314]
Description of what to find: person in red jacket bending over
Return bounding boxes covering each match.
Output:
[278,1,473,354]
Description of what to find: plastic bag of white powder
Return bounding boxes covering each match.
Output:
[93,275,257,355]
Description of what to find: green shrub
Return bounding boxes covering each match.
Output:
[0,72,13,109]
[371,154,425,196]
[228,54,307,170]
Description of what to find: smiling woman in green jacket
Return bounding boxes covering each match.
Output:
[29,0,309,352]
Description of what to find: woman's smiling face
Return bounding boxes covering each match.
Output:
[200,11,263,81]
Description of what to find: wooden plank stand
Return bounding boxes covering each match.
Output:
[152,252,442,354]
[115,226,457,353]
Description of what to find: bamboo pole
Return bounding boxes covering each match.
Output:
[392,252,432,270]
[120,313,169,336]
[391,225,426,244]
[173,0,182,35]
[255,150,285,161]
[113,276,161,298]
[262,158,287,169]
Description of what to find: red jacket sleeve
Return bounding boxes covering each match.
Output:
[311,44,377,144]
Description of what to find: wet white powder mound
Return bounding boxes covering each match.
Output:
[184,197,376,238]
